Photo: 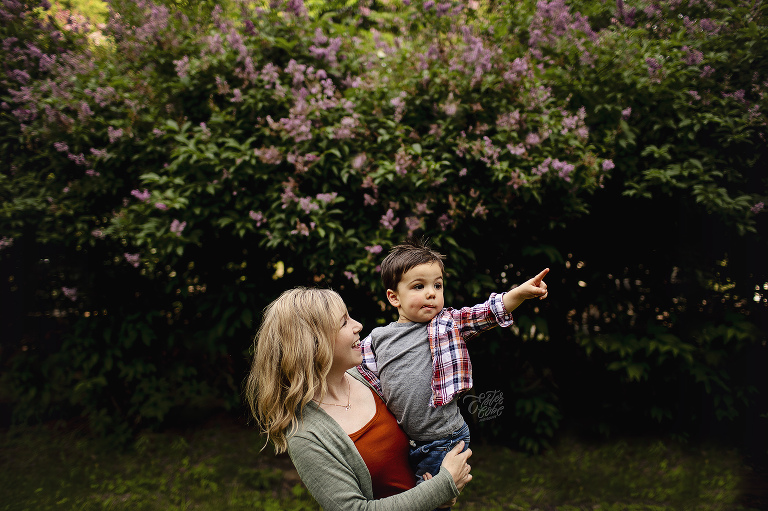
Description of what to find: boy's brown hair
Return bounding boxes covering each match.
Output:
[380,237,446,291]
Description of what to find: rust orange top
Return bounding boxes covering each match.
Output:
[349,388,416,498]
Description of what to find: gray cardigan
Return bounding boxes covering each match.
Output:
[286,369,460,510]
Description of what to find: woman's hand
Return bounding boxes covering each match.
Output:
[440,440,472,492]
[422,473,458,508]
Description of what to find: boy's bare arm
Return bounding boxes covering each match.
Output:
[502,268,549,313]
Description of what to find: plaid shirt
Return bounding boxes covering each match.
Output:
[357,292,514,407]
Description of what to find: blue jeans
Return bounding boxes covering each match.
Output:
[409,422,470,484]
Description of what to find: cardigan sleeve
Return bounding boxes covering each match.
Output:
[288,430,459,511]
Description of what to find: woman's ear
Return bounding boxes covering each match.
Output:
[386,289,400,308]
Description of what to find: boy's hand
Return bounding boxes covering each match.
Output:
[520,268,549,300]
[503,268,549,312]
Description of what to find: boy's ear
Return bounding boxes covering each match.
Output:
[385,289,400,308]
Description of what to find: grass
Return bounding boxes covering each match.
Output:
[0,414,762,511]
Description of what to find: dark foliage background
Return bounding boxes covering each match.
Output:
[1,0,766,462]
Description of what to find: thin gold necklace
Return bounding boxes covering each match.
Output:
[314,374,351,411]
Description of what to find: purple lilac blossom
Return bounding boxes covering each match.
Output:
[316,192,337,203]
[78,102,93,121]
[215,76,230,94]
[61,287,78,301]
[249,211,265,226]
[155,203,168,210]
[646,58,661,71]
[291,221,311,236]
[131,189,151,202]
[266,113,312,142]
[0,237,13,250]
[534,158,552,176]
[12,109,36,122]
[39,54,56,71]
[380,209,400,229]
[751,202,764,214]
[290,153,318,173]
[298,197,319,214]
[602,159,615,171]
[351,153,366,169]
[261,63,283,90]
[700,65,715,79]
[390,92,407,122]
[254,146,282,165]
[170,219,186,236]
[479,137,501,167]
[622,107,632,119]
[243,19,255,36]
[497,110,521,129]
[281,186,298,208]
[107,126,123,143]
[437,214,453,231]
[472,203,488,218]
[68,153,87,166]
[90,148,108,159]
[286,0,306,16]
[405,217,421,235]
[9,69,30,84]
[699,18,719,33]
[206,33,224,55]
[682,46,704,66]
[92,87,116,107]
[525,133,541,146]
[124,253,140,268]
[174,56,190,78]
[561,112,579,131]
[54,141,69,152]
[528,0,597,58]
[723,90,746,103]
[365,245,383,254]
[333,116,359,139]
[552,160,575,181]
[309,31,342,65]
[442,95,459,116]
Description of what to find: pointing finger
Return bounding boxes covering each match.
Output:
[532,268,549,285]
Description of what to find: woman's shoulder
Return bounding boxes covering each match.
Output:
[287,405,360,463]
[288,401,348,443]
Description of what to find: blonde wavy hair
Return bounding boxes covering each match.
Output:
[245,287,347,453]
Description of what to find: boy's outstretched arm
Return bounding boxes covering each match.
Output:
[503,268,549,313]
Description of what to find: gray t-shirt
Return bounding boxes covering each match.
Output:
[368,321,465,441]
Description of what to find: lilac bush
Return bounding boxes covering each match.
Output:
[1,0,765,447]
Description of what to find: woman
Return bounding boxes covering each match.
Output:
[245,287,472,510]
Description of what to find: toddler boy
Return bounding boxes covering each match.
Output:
[357,238,548,488]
